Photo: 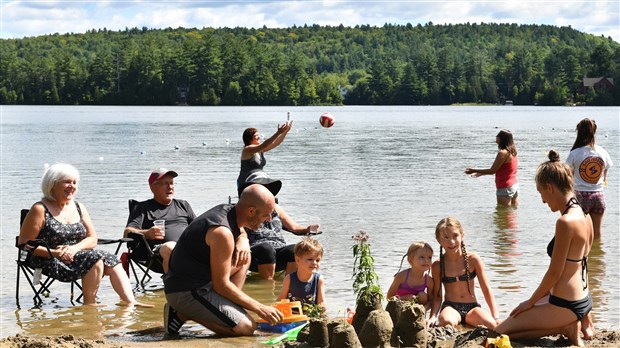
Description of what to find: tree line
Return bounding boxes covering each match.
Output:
[1,22,619,106]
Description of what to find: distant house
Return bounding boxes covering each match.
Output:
[582,77,615,93]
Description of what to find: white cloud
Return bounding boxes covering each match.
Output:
[1,0,618,41]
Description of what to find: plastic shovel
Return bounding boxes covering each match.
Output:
[261,322,308,345]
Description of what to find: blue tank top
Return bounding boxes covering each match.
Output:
[287,272,320,305]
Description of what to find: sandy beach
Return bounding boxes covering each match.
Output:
[2,328,620,347]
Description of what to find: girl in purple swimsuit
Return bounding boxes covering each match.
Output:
[387,242,434,308]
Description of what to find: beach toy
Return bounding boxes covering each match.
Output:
[261,322,308,345]
[485,334,512,348]
[346,308,355,324]
[319,112,335,128]
[258,299,309,333]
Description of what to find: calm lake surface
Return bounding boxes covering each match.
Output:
[1,105,618,341]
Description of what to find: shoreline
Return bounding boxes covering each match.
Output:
[2,327,620,348]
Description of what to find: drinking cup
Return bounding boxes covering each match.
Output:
[153,220,165,237]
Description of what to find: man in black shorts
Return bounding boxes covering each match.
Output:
[163,184,284,336]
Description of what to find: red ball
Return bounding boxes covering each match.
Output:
[319,112,335,128]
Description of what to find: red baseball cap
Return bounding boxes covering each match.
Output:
[148,168,178,185]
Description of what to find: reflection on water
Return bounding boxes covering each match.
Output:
[587,240,607,327]
[493,205,518,231]
[488,205,521,293]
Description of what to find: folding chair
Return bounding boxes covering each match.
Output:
[122,199,165,288]
[16,208,129,308]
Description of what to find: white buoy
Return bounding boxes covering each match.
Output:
[98,157,104,161]
[43,163,50,169]
[225,138,230,144]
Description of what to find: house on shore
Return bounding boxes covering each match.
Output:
[582,77,615,93]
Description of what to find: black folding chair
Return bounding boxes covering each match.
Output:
[16,208,129,308]
[122,199,165,288]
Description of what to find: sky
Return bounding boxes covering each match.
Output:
[1,0,618,42]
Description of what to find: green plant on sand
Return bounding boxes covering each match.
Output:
[352,230,383,306]
[303,302,327,319]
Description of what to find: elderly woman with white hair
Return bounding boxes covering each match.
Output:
[18,163,151,307]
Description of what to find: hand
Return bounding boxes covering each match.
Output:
[510,299,533,318]
[305,224,320,235]
[232,236,251,268]
[259,305,284,326]
[283,120,293,133]
[464,168,475,175]
[147,226,164,240]
[426,316,437,328]
[57,245,78,264]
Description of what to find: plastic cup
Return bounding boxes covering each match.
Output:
[153,220,165,237]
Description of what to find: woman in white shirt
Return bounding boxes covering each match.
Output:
[565,118,613,240]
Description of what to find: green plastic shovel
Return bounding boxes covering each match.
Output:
[261,322,308,345]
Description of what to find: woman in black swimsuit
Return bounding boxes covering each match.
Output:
[237,121,292,188]
[495,150,594,347]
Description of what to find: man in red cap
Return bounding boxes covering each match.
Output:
[124,168,196,273]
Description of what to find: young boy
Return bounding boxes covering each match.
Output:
[277,238,325,307]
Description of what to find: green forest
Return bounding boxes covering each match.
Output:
[1,22,619,106]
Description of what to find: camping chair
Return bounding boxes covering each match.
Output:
[122,199,165,288]
[15,208,129,308]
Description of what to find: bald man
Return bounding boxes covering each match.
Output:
[163,184,284,337]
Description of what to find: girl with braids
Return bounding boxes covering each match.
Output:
[565,118,613,239]
[496,151,594,346]
[386,242,434,309]
[429,217,499,329]
[465,129,519,207]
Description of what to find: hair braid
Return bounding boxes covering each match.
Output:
[439,246,445,281]
[461,242,472,295]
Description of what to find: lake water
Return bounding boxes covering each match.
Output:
[0,105,618,341]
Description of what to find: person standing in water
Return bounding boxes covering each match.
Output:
[465,129,519,207]
[566,118,613,239]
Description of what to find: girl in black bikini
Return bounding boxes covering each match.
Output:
[495,150,594,347]
[429,217,499,329]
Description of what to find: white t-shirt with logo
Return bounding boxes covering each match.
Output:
[566,145,613,192]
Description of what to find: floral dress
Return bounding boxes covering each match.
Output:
[28,201,120,282]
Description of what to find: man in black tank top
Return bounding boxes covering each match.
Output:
[163,184,284,337]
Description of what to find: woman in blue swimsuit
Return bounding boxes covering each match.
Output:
[496,150,594,346]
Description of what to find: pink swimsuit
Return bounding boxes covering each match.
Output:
[395,270,427,297]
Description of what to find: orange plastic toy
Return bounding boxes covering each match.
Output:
[258,299,309,324]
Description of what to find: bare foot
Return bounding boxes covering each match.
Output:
[563,320,583,347]
[581,313,595,340]
[84,302,107,307]
[119,301,154,308]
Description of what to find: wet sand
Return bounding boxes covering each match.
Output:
[2,328,620,348]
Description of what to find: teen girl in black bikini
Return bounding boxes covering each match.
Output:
[495,151,594,347]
